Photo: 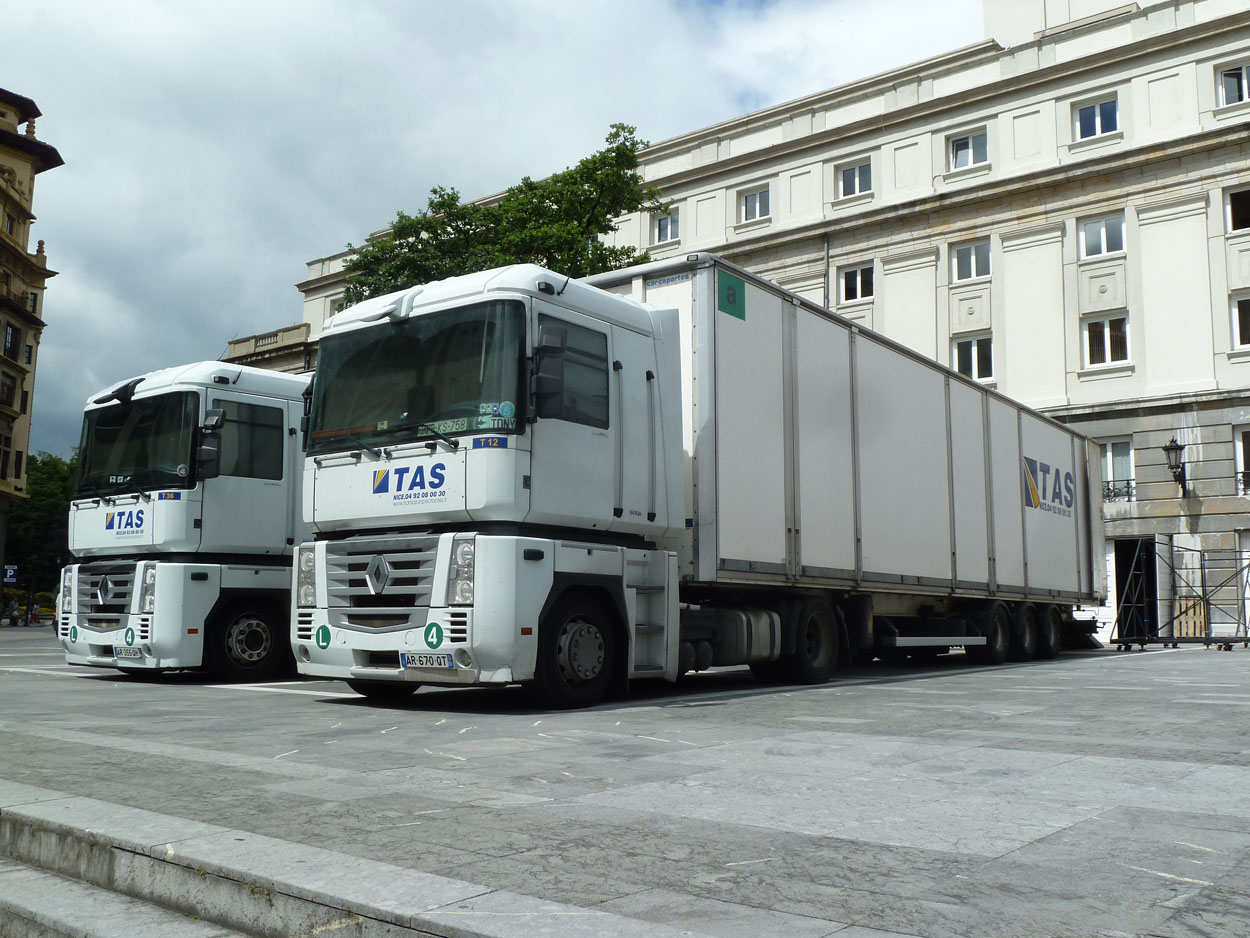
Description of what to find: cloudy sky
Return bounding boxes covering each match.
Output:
[10,0,981,458]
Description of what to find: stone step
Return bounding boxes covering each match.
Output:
[0,857,246,938]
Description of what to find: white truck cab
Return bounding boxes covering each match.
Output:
[58,362,309,679]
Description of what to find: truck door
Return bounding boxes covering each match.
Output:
[198,394,292,555]
[527,306,615,528]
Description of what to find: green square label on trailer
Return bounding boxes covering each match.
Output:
[718,271,746,320]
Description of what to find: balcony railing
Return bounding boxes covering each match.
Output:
[1103,479,1135,501]
[1238,471,1250,496]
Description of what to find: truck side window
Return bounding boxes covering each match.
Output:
[538,315,608,429]
[210,398,284,480]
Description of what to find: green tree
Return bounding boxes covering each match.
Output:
[342,124,667,305]
[7,451,76,595]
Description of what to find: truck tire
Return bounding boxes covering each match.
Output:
[1010,603,1039,661]
[968,602,1010,666]
[779,598,840,684]
[533,592,617,709]
[205,603,289,682]
[1036,605,1063,659]
[347,680,419,702]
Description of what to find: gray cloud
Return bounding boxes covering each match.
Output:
[10,0,979,458]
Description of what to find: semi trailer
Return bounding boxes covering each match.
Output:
[58,362,309,680]
[294,254,1104,707]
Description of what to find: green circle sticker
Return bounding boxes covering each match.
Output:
[315,625,331,650]
[69,625,78,643]
[424,623,444,649]
[124,627,136,646]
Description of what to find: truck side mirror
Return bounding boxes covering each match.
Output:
[202,408,226,432]
[198,408,225,479]
[533,324,567,419]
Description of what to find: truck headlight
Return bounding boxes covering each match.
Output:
[139,563,157,613]
[447,535,475,606]
[297,545,317,608]
[61,568,73,613]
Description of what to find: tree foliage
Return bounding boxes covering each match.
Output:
[7,451,76,594]
[342,124,666,304]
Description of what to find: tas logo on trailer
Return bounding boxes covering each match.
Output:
[1022,457,1074,518]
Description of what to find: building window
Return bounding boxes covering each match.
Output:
[0,374,15,409]
[1099,439,1134,501]
[22,345,30,365]
[838,161,872,198]
[954,334,993,382]
[1074,98,1118,139]
[1228,190,1250,232]
[948,130,988,171]
[652,209,679,244]
[1079,214,1125,258]
[3,215,13,236]
[12,451,21,480]
[1220,65,1249,107]
[1085,315,1129,366]
[26,293,36,315]
[19,390,27,415]
[2,324,20,361]
[0,437,10,480]
[952,239,991,281]
[739,185,770,223]
[1234,297,1250,348]
[840,264,874,303]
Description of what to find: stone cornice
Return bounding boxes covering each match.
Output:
[641,10,1250,193]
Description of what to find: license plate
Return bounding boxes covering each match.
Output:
[400,652,453,670]
[114,646,143,659]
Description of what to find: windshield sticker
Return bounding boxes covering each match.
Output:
[176,464,188,477]
[106,509,145,537]
[479,401,517,419]
[476,415,516,430]
[427,417,467,434]
[157,492,182,501]
[371,462,449,504]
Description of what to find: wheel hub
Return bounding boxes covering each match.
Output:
[557,618,605,683]
[226,616,271,664]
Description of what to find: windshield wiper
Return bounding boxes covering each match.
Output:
[417,423,460,452]
[343,434,384,458]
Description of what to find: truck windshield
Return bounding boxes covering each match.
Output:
[76,391,199,497]
[308,299,525,456]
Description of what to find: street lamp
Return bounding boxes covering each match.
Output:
[1161,437,1186,494]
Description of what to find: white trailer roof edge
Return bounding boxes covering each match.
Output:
[585,252,1092,446]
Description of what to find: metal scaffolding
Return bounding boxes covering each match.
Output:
[1112,541,1250,651]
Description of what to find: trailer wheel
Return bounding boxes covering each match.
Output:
[968,602,1010,665]
[1036,606,1063,659]
[1010,603,1039,661]
[533,593,616,709]
[346,680,419,702]
[205,603,288,682]
[779,598,840,684]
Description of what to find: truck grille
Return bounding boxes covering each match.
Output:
[76,563,135,615]
[325,533,439,615]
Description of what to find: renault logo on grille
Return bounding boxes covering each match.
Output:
[365,555,391,595]
[95,575,112,607]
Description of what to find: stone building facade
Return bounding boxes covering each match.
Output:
[0,89,62,573]
[243,0,1250,640]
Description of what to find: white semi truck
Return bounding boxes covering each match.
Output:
[294,254,1104,707]
[58,362,309,680]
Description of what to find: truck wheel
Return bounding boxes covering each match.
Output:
[1036,606,1063,659]
[347,680,418,702]
[533,593,617,709]
[968,602,1010,665]
[205,604,288,682]
[780,598,840,684]
[1010,603,1039,661]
